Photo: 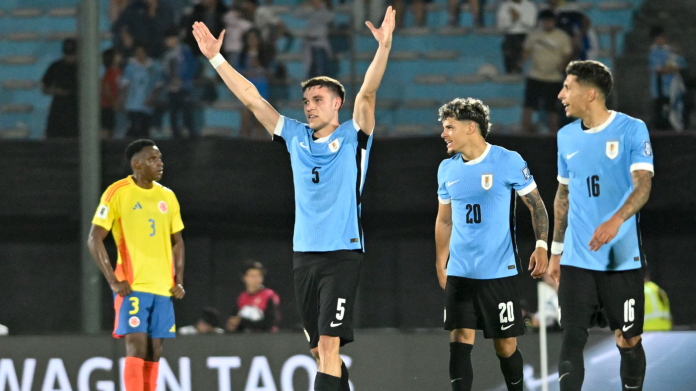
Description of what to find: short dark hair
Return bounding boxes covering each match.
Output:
[565,60,613,98]
[63,38,77,55]
[650,26,665,41]
[102,48,116,68]
[539,10,556,20]
[125,139,156,163]
[300,76,346,109]
[438,97,492,139]
[243,261,266,276]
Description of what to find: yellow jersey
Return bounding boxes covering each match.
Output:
[92,176,184,297]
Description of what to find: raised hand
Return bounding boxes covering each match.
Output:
[366,6,396,49]
[191,21,225,60]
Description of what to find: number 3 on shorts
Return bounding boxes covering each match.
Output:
[336,298,346,320]
[129,297,140,315]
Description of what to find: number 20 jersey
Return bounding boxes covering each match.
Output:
[437,144,537,280]
[557,111,654,272]
[273,116,373,252]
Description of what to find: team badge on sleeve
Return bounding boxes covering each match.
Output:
[481,173,493,190]
[643,140,653,157]
[606,140,619,159]
[521,166,531,181]
[158,201,168,213]
[96,205,109,219]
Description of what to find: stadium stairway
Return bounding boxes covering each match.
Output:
[0,0,641,138]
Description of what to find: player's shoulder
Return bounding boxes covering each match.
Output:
[103,177,134,202]
[489,144,524,164]
[439,153,460,171]
[612,111,647,130]
[558,118,583,137]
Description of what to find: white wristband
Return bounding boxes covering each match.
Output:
[209,53,226,69]
[551,241,564,255]
[536,240,548,250]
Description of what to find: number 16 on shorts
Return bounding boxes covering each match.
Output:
[331,298,346,327]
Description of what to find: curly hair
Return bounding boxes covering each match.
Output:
[566,60,613,98]
[438,97,492,139]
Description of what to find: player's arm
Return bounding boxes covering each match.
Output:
[548,183,569,283]
[191,22,280,134]
[353,6,396,135]
[87,224,132,297]
[435,201,453,290]
[170,231,186,299]
[519,188,549,278]
[589,170,652,251]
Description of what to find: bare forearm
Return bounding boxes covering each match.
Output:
[614,171,652,222]
[553,184,569,243]
[88,238,118,284]
[216,62,266,109]
[173,242,185,286]
[359,45,391,97]
[435,220,452,273]
[521,190,549,242]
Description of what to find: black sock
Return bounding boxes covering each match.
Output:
[558,326,588,391]
[340,361,350,391]
[314,372,341,391]
[497,348,524,391]
[450,342,474,391]
[618,340,646,391]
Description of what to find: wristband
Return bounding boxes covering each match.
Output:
[551,241,564,255]
[536,240,548,250]
[209,53,226,68]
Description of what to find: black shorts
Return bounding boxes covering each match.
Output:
[524,78,563,112]
[558,265,645,339]
[293,250,363,349]
[444,275,525,339]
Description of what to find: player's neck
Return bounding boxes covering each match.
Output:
[458,139,488,162]
[312,121,340,139]
[581,106,611,129]
[131,174,154,189]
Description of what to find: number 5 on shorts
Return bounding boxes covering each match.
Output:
[336,298,346,320]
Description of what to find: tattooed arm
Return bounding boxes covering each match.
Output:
[589,170,652,251]
[548,183,569,283]
[520,188,549,278]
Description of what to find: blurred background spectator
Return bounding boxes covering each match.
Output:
[101,48,122,139]
[649,26,688,131]
[120,44,162,138]
[162,28,199,138]
[352,0,385,30]
[295,0,336,78]
[240,0,291,51]
[521,10,572,133]
[112,0,176,59]
[497,0,537,74]
[238,29,274,138]
[222,4,254,67]
[179,307,225,335]
[448,0,483,27]
[226,261,280,334]
[182,0,228,58]
[41,38,79,139]
[644,272,672,331]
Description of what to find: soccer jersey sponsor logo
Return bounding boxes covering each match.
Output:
[129,316,140,328]
[96,205,109,219]
[481,173,493,190]
[158,201,168,213]
[606,140,619,159]
[328,139,340,153]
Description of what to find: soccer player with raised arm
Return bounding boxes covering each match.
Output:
[435,98,549,391]
[192,8,395,391]
[549,60,653,391]
[87,140,185,391]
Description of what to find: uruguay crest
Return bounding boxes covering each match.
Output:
[481,173,493,190]
[329,138,340,153]
[606,140,619,159]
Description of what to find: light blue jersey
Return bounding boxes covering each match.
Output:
[273,116,373,252]
[557,111,654,271]
[438,144,537,279]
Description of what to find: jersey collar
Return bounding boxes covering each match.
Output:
[463,143,491,165]
[582,110,616,134]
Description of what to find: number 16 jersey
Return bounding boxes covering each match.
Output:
[557,111,654,272]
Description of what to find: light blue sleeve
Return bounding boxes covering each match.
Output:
[628,120,655,175]
[557,135,569,184]
[272,116,307,152]
[506,151,536,195]
[437,161,451,204]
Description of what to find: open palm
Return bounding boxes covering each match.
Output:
[191,21,225,60]
[366,6,396,49]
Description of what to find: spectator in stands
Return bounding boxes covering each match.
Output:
[520,10,572,133]
[162,29,199,138]
[644,272,672,331]
[183,0,228,58]
[497,0,537,74]
[120,44,162,138]
[109,0,132,23]
[649,26,688,131]
[447,0,483,27]
[42,38,79,139]
[295,0,335,78]
[179,307,225,335]
[542,0,585,60]
[226,261,280,333]
[578,16,599,61]
[222,5,254,67]
[393,0,428,28]
[101,49,123,139]
[238,29,273,138]
[353,0,386,31]
[240,0,292,50]
[112,0,176,59]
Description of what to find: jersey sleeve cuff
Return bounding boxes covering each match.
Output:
[438,196,451,204]
[557,175,570,185]
[273,116,285,138]
[353,119,375,134]
[516,181,537,196]
[630,163,654,176]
